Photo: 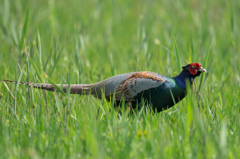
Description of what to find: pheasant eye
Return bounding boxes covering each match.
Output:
[191,65,195,68]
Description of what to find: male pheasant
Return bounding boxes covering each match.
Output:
[1,63,206,112]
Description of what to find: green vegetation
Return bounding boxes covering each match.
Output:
[0,0,239,158]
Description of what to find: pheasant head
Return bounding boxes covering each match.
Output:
[175,63,207,89]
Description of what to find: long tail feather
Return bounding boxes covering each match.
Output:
[0,80,93,95]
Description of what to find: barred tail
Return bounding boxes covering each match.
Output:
[1,80,93,95]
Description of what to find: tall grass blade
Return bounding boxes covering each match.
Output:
[49,40,63,75]
[198,37,213,93]
[29,57,44,83]
[37,30,43,69]
[19,8,29,51]
[173,38,181,73]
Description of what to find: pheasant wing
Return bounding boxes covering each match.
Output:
[107,71,166,101]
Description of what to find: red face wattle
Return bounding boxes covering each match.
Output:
[188,63,202,75]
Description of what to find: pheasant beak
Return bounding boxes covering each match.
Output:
[198,67,207,73]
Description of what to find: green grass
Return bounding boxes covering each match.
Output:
[0,0,240,158]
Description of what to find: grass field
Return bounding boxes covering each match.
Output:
[0,0,240,158]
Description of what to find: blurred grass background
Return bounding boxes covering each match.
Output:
[0,0,240,158]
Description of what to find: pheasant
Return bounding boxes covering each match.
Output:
[1,63,206,112]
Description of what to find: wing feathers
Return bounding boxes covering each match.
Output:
[107,71,166,101]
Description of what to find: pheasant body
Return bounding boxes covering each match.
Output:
[1,63,207,112]
[131,78,186,111]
